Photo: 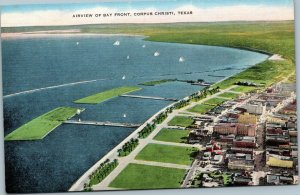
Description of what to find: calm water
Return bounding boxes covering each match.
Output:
[2,35,268,193]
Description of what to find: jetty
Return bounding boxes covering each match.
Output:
[120,94,178,102]
[64,120,141,128]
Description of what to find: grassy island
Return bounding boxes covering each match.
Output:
[139,79,176,86]
[74,86,142,104]
[5,107,82,141]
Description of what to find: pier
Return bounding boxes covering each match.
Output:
[120,94,178,102]
[64,120,142,128]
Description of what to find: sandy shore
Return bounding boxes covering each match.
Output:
[269,54,285,61]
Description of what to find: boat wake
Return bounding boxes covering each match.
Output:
[4,79,106,99]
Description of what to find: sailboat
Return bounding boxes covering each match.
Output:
[142,44,146,48]
[76,42,80,45]
[179,57,185,62]
[154,51,160,57]
[123,114,127,118]
[113,41,120,46]
[122,75,126,80]
[127,55,130,59]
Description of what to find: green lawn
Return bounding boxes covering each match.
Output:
[204,98,227,105]
[74,86,141,104]
[5,107,81,141]
[218,92,240,99]
[214,60,294,90]
[109,163,186,189]
[139,79,176,86]
[135,143,197,165]
[231,86,258,93]
[153,129,189,143]
[188,104,215,114]
[168,116,194,127]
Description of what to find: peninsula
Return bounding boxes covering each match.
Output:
[5,107,84,141]
[74,86,142,104]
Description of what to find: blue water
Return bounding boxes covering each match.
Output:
[2,35,268,193]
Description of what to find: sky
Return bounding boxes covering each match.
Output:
[1,0,295,27]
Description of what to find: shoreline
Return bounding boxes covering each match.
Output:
[68,69,237,191]
[68,98,181,191]
[2,30,282,191]
[1,31,276,59]
[67,33,280,191]
[144,37,274,57]
[68,45,274,191]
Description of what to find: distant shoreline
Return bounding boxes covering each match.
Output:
[1,30,145,39]
[1,30,273,57]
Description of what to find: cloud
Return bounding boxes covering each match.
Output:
[1,4,294,27]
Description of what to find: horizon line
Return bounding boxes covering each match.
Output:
[1,20,295,29]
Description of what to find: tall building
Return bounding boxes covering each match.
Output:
[241,103,265,115]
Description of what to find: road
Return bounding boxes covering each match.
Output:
[182,160,199,187]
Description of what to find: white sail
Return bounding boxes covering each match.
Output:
[179,57,185,62]
[113,41,120,46]
[122,75,126,80]
[154,51,160,57]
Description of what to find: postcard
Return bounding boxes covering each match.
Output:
[1,0,297,193]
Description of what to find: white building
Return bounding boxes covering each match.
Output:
[241,102,266,115]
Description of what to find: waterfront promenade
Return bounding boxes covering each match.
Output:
[70,69,295,191]
[69,85,237,191]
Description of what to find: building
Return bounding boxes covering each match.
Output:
[219,134,235,144]
[233,136,256,148]
[211,154,224,165]
[237,124,256,136]
[266,154,294,168]
[228,153,255,171]
[213,124,237,135]
[231,147,254,154]
[213,123,256,137]
[241,102,265,115]
[280,103,297,115]
[233,173,252,185]
[238,113,257,124]
[267,116,287,125]
[266,134,290,146]
[267,174,294,185]
[275,83,296,96]
[203,152,212,160]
